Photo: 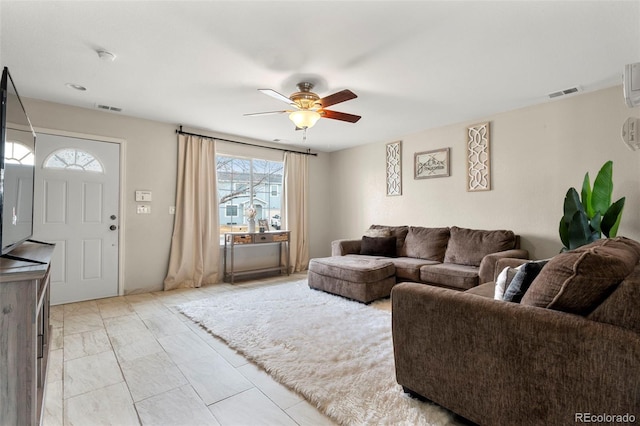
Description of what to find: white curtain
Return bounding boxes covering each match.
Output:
[164,134,219,289]
[282,152,309,272]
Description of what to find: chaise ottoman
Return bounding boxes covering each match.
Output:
[308,256,396,303]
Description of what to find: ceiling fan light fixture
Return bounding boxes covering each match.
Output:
[289,110,321,129]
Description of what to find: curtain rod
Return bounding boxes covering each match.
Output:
[176,126,318,157]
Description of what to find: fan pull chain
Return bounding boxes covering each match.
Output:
[303,128,307,142]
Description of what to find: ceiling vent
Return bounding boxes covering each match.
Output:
[548,87,580,99]
[95,104,122,112]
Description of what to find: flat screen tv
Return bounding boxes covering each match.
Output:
[0,67,36,255]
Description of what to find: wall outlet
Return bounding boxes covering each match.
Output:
[169,206,175,215]
[137,205,151,214]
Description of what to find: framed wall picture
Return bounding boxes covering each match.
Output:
[257,219,269,232]
[466,122,491,191]
[414,147,450,179]
[386,141,402,196]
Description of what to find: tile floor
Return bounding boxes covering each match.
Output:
[42,272,345,426]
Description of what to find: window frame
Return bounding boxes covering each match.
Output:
[216,154,283,237]
[43,148,104,173]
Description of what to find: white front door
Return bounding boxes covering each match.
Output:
[33,133,120,305]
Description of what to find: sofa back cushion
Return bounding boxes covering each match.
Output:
[369,225,408,256]
[521,237,640,315]
[400,226,450,261]
[443,226,516,267]
[587,265,640,333]
[363,228,391,238]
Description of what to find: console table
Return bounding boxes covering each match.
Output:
[0,241,55,426]
[223,231,290,284]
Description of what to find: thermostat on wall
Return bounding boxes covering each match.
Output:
[135,190,152,202]
[622,117,640,151]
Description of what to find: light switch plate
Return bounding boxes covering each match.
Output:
[135,190,152,202]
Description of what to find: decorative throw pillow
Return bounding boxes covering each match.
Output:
[443,226,516,267]
[494,265,522,300]
[502,260,548,303]
[401,226,450,261]
[363,228,391,238]
[360,236,397,257]
[521,238,640,315]
[369,225,408,256]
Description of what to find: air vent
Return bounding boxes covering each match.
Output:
[95,104,122,112]
[548,87,580,99]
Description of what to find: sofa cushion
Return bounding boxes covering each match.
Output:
[369,225,409,256]
[572,235,640,257]
[502,260,548,303]
[400,226,450,262]
[466,281,495,298]
[443,227,516,267]
[360,236,397,257]
[363,228,391,238]
[309,256,395,283]
[388,257,440,282]
[521,237,640,315]
[588,266,640,334]
[420,263,479,290]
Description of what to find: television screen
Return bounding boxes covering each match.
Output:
[0,67,36,255]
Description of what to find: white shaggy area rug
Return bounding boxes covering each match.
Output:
[178,280,463,426]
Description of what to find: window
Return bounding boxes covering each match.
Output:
[4,141,34,165]
[217,155,283,236]
[225,205,238,218]
[44,148,103,172]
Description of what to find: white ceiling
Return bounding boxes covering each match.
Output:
[1,1,639,152]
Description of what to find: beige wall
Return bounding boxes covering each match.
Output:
[18,84,640,295]
[328,85,640,260]
[21,99,333,294]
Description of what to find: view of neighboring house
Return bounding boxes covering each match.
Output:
[216,155,283,232]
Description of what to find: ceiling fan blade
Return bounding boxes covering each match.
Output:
[244,110,288,116]
[321,109,361,123]
[258,89,296,106]
[319,89,357,108]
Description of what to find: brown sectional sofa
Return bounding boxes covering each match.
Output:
[309,225,528,303]
[392,236,640,425]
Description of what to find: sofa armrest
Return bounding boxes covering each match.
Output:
[478,249,529,283]
[391,283,640,426]
[330,239,362,256]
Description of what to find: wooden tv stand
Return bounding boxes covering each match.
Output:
[0,241,55,425]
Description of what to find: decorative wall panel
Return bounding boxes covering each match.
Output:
[414,148,450,179]
[386,141,402,196]
[466,122,491,191]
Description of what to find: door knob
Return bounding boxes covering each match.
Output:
[109,225,117,231]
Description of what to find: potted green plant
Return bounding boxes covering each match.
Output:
[559,161,625,251]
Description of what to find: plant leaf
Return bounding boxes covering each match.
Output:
[601,197,626,237]
[590,211,602,234]
[581,172,594,218]
[567,209,592,250]
[563,188,584,224]
[591,161,613,215]
[559,218,569,249]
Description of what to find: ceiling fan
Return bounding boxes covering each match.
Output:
[244,82,361,130]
